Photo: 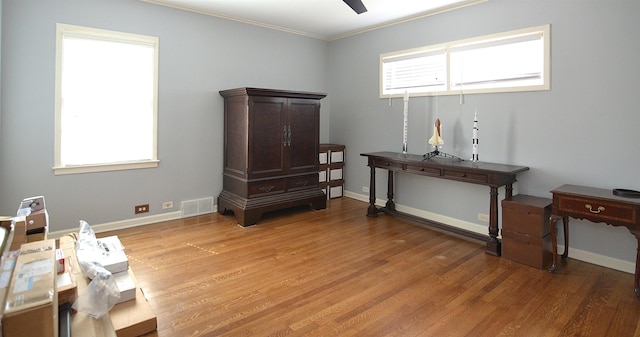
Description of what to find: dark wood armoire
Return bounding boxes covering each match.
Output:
[217,87,327,226]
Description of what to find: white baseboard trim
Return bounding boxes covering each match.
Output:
[557,244,635,274]
[48,210,184,239]
[343,191,635,274]
[344,191,484,233]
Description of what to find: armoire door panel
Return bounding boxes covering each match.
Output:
[249,97,287,178]
[224,97,249,177]
[288,98,319,174]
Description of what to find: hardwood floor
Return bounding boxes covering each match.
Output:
[102,197,640,337]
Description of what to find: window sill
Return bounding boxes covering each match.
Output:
[53,160,159,175]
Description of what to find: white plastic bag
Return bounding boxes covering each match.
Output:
[72,220,120,318]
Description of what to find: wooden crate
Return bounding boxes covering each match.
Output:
[501,194,552,269]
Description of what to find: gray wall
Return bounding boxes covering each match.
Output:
[1,0,639,271]
[0,0,329,229]
[330,0,640,270]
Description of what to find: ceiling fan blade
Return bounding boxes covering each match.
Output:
[343,0,367,14]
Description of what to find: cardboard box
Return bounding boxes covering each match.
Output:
[0,251,19,328]
[9,218,26,251]
[16,196,45,214]
[113,269,136,304]
[57,268,78,306]
[110,286,157,337]
[0,224,12,257]
[0,217,12,231]
[27,225,48,243]
[26,210,49,231]
[2,239,58,337]
[16,196,49,231]
[61,234,157,337]
[95,236,129,274]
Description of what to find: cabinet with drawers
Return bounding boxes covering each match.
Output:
[319,144,345,199]
[217,88,327,226]
[501,194,553,269]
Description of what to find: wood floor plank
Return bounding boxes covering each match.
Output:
[95,197,640,337]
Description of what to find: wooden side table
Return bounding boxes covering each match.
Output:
[549,184,640,298]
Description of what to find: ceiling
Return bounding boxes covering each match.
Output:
[142,0,487,41]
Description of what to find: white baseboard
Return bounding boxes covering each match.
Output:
[343,191,635,274]
[48,192,636,275]
[48,210,184,239]
[557,244,635,274]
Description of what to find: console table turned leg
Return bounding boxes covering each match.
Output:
[486,186,501,256]
[385,170,396,212]
[367,165,379,217]
[561,216,569,258]
[548,215,568,273]
[634,232,640,299]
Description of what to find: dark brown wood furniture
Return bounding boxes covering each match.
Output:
[548,184,640,298]
[319,144,345,199]
[501,195,553,269]
[217,88,327,226]
[361,151,529,255]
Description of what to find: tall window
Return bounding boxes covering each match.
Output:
[380,24,550,97]
[54,24,159,175]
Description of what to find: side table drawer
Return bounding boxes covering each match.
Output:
[557,195,638,225]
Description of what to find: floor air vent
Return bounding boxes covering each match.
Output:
[181,197,214,217]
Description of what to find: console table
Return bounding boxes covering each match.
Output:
[361,152,529,256]
[548,184,640,298]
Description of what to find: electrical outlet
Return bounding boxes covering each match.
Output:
[135,204,149,214]
[477,213,489,223]
[363,186,370,193]
[162,201,174,209]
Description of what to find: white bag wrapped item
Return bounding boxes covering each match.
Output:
[72,220,120,318]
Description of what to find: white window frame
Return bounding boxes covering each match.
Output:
[380,24,550,98]
[54,23,159,175]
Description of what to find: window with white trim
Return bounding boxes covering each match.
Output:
[381,48,447,95]
[380,24,550,97]
[54,23,159,175]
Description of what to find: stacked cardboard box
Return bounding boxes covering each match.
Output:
[92,236,135,304]
[60,235,157,337]
[11,196,49,250]
[95,236,129,275]
[0,250,18,335]
[56,248,78,307]
[1,239,58,337]
[0,196,157,337]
